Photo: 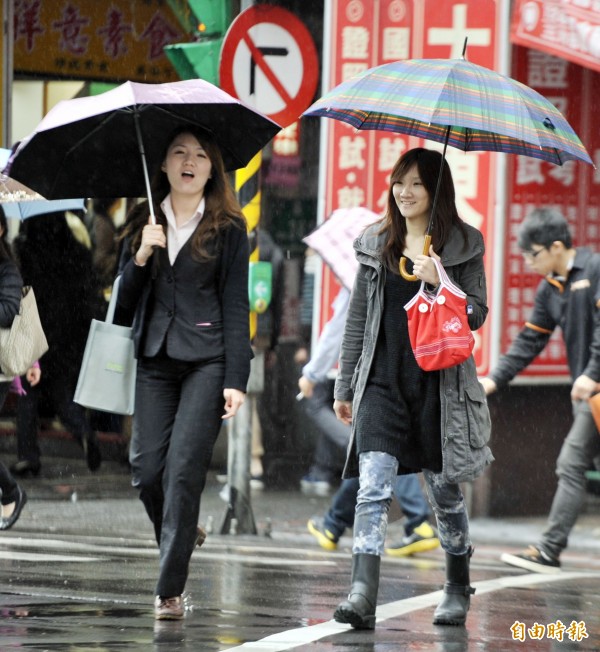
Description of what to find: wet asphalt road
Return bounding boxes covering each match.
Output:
[0,456,599,651]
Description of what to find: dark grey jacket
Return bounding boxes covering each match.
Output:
[334,222,493,482]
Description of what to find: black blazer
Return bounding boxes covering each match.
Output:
[115,218,252,392]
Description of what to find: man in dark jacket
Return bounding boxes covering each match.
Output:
[481,207,600,573]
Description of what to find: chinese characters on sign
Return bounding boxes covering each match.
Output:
[321,0,499,374]
[504,45,600,376]
[511,0,600,74]
[13,0,183,83]
[510,619,588,642]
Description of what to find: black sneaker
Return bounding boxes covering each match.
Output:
[501,545,561,574]
[307,517,339,551]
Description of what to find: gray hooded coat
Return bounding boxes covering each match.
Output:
[334,221,494,483]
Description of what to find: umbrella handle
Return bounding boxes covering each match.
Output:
[399,235,432,282]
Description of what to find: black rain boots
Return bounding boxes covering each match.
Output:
[334,553,380,630]
[433,547,475,626]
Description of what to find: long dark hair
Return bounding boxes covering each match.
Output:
[0,205,15,263]
[121,126,246,261]
[380,148,467,270]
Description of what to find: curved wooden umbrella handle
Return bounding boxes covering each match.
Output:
[399,235,432,282]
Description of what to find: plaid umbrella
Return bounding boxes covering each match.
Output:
[303,207,381,290]
[303,51,593,279]
[303,56,592,166]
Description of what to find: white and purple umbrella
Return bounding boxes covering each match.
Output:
[6,79,281,223]
[303,207,381,290]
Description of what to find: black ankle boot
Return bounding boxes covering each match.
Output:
[334,553,380,630]
[433,548,475,626]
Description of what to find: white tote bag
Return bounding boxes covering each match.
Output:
[0,286,48,377]
[74,276,136,415]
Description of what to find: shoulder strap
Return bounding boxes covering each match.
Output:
[105,276,121,325]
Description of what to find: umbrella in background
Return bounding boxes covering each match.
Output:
[2,198,86,220]
[0,148,85,220]
[303,207,381,290]
[0,147,43,204]
[6,79,281,224]
[303,40,593,280]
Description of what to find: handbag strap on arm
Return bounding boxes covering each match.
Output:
[431,258,467,299]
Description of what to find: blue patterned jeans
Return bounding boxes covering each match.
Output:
[353,451,471,556]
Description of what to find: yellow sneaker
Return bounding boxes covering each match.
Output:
[385,521,440,557]
[307,517,339,551]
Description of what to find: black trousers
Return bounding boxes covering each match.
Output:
[130,354,225,597]
[0,381,18,504]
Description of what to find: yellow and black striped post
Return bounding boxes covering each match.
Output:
[236,151,262,339]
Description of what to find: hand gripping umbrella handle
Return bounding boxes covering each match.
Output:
[399,235,431,281]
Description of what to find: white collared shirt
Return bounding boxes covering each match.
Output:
[161,194,205,265]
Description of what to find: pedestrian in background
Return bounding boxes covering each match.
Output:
[115,126,252,621]
[332,148,492,629]
[481,208,600,574]
[0,205,40,529]
[11,211,102,477]
[298,285,350,495]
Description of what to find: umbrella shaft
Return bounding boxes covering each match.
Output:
[133,110,156,225]
[426,126,451,236]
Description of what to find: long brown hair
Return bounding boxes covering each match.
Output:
[380,148,467,271]
[121,126,246,261]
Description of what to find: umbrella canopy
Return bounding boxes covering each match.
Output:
[303,207,381,290]
[5,79,282,202]
[303,56,593,167]
[2,198,86,220]
[0,147,42,203]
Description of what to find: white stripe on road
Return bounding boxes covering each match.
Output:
[0,537,336,567]
[0,551,100,562]
[222,571,598,651]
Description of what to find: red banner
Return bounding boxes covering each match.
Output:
[504,45,600,377]
[511,0,600,74]
[319,0,500,374]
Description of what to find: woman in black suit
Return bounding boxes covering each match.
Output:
[116,127,252,620]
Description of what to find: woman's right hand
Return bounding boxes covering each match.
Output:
[25,366,41,387]
[298,375,315,399]
[135,222,166,266]
[334,399,353,425]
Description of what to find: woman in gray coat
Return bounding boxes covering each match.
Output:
[333,148,493,630]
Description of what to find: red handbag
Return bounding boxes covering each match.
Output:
[404,258,474,371]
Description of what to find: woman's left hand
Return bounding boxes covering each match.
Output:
[222,388,245,420]
[413,246,441,285]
